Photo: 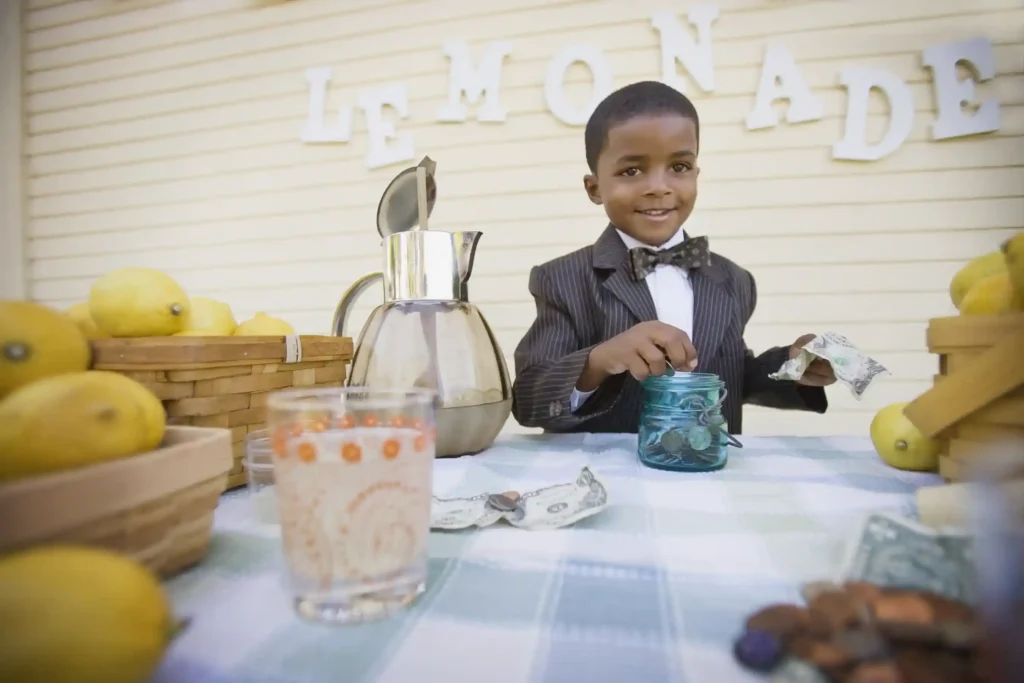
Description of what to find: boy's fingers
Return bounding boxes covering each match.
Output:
[655,332,698,370]
[626,354,651,381]
[637,341,668,376]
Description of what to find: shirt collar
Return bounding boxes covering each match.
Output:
[615,225,688,252]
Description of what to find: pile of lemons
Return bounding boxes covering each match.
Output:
[0,299,183,682]
[949,232,1024,316]
[869,231,1024,473]
[0,264,305,683]
[68,266,295,338]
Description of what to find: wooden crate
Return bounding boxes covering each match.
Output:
[0,427,232,578]
[905,313,1024,482]
[90,336,353,490]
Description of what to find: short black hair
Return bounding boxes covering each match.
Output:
[584,80,700,172]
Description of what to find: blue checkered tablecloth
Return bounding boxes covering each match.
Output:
[154,434,942,683]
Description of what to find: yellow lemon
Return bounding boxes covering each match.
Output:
[0,545,177,683]
[112,373,167,452]
[870,402,940,472]
[234,311,296,336]
[1002,231,1024,300]
[0,300,91,399]
[949,251,1006,310]
[89,268,190,337]
[0,371,155,482]
[182,296,237,335]
[959,272,1024,316]
[65,302,109,339]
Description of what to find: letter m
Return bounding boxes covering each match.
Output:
[436,41,513,123]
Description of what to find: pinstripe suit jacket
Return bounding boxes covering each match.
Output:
[511,225,827,434]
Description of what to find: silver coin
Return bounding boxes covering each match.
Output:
[660,429,686,454]
[487,494,519,512]
[687,425,712,451]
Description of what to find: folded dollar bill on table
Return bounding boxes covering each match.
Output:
[430,467,610,531]
[769,331,889,399]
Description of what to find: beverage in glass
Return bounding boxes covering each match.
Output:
[266,388,436,624]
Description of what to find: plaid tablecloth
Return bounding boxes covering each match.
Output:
[154,434,941,683]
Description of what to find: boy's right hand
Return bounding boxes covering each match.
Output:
[577,321,698,391]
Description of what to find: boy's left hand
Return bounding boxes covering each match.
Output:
[789,333,837,387]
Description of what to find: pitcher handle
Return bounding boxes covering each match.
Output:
[331,272,383,337]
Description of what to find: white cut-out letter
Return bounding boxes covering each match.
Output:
[358,84,415,170]
[650,6,719,94]
[543,45,613,126]
[833,68,914,162]
[745,43,823,130]
[436,40,513,123]
[301,68,353,143]
[922,37,1000,140]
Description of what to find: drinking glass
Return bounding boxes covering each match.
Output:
[266,387,437,624]
[245,429,278,525]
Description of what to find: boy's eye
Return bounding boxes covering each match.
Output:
[672,162,691,173]
[620,167,641,177]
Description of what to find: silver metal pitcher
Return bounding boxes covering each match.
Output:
[332,158,512,457]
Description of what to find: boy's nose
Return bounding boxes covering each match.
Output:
[643,173,672,195]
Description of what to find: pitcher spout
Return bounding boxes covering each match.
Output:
[453,231,482,284]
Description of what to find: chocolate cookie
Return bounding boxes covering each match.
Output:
[845,661,905,683]
[810,590,867,631]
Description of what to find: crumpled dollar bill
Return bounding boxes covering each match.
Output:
[835,511,976,605]
[430,467,610,531]
[768,331,889,399]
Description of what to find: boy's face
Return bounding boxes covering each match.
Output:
[583,114,699,248]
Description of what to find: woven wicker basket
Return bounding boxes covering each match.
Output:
[905,313,1024,482]
[0,426,231,578]
[90,335,353,490]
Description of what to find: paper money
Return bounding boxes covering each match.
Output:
[430,493,504,530]
[430,467,610,531]
[835,512,976,604]
[769,331,889,399]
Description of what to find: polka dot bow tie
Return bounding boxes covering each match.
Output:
[628,235,711,281]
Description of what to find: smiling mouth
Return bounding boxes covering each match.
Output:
[636,208,675,218]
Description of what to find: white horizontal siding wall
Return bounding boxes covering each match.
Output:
[20,0,1024,436]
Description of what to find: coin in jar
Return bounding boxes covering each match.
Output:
[745,604,809,641]
[660,429,686,455]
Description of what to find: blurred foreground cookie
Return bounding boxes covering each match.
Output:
[734,581,989,682]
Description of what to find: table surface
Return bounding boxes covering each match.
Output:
[154,433,942,683]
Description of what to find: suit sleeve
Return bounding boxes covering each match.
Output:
[511,265,625,431]
[738,269,828,413]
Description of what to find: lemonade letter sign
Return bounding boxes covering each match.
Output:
[300,5,1002,170]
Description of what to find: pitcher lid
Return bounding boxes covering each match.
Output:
[376,156,438,238]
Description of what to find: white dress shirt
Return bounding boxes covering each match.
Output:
[569,226,695,412]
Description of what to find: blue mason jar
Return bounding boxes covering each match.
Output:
[637,372,742,472]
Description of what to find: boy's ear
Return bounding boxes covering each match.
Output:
[583,174,602,205]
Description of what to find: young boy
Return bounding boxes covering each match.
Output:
[511,80,835,434]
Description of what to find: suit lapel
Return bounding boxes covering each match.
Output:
[690,259,731,369]
[592,225,657,324]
